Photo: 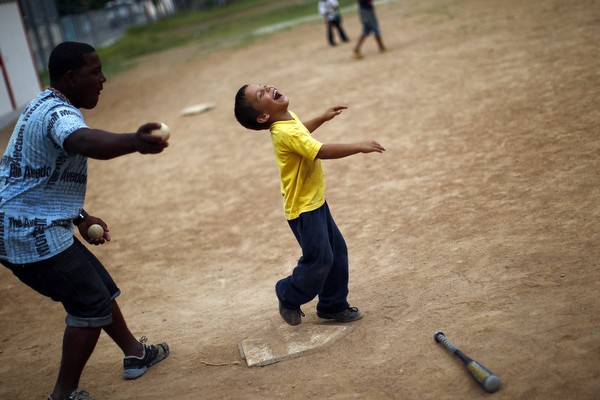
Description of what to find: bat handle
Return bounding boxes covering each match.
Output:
[434,330,459,353]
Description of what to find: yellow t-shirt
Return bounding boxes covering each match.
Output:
[270,111,325,220]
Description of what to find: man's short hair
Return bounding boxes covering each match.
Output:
[48,41,96,83]
[234,85,270,131]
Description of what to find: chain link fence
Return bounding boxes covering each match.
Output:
[19,0,239,72]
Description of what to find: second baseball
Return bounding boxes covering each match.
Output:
[88,224,104,239]
[151,122,170,140]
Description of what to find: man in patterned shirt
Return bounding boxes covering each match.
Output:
[0,42,169,400]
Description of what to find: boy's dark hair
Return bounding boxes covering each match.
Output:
[48,41,96,84]
[234,85,270,131]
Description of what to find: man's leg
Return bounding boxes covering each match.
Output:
[353,34,367,58]
[334,18,349,42]
[375,34,386,51]
[102,301,144,357]
[51,326,101,400]
[104,300,169,380]
[327,21,336,45]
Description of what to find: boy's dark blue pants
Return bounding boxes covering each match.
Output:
[276,202,350,313]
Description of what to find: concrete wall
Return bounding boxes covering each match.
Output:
[0,2,41,130]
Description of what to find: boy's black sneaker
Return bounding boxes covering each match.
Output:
[317,306,363,322]
[278,301,305,326]
[123,337,169,379]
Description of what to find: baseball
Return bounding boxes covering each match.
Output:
[87,224,104,240]
[151,122,171,140]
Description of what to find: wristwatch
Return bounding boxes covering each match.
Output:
[73,209,89,226]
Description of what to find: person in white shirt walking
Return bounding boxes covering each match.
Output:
[318,0,349,46]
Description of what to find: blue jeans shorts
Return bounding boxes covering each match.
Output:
[1,237,120,328]
[360,9,381,36]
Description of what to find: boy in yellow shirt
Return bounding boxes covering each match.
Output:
[234,84,385,325]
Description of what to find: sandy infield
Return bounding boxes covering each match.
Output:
[0,0,598,398]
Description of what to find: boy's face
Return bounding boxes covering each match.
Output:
[245,84,289,124]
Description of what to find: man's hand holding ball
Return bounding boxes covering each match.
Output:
[151,123,171,141]
[88,224,104,240]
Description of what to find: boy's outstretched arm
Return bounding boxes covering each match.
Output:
[317,140,386,159]
[303,106,348,133]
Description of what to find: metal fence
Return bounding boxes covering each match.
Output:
[19,0,178,71]
[18,0,249,73]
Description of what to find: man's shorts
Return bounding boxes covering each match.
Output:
[1,237,120,328]
[360,9,381,36]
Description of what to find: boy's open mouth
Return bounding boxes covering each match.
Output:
[273,89,282,100]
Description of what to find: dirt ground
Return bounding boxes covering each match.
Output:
[1,0,599,399]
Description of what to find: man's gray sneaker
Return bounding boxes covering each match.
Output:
[48,388,94,400]
[123,337,169,380]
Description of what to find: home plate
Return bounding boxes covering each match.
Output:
[238,323,353,367]
[180,103,215,116]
